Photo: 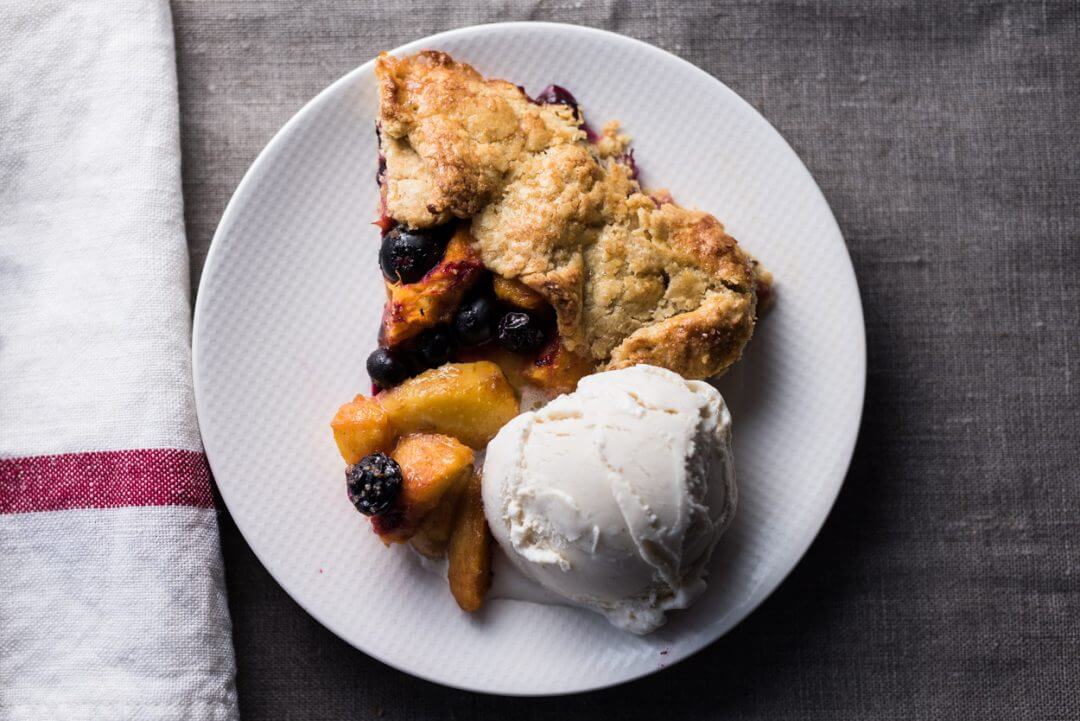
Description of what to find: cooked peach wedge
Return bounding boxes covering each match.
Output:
[330,361,518,464]
[522,337,595,397]
[492,276,548,313]
[447,469,492,612]
[330,395,394,464]
[381,227,483,347]
[377,362,518,449]
[455,344,530,393]
[372,432,473,544]
[409,483,463,559]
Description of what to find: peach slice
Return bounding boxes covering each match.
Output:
[447,470,492,612]
[373,432,473,544]
[376,362,518,449]
[455,344,530,393]
[409,484,463,559]
[331,395,394,464]
[381,227,483,347]
[522,337,595,397]
[493,276,548,313]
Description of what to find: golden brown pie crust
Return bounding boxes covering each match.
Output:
[376,50,772,380]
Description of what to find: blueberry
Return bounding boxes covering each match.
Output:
[534,85,579,114]
[416,325,456,368]
[346,453,402,516]
[620,150,639,181]
[366,347,411,389]
[496,311,547,353]
[379,226,447,284]
[375,125,386,186]
[454,295,497,346]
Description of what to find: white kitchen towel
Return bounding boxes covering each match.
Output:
[0,1,239,720]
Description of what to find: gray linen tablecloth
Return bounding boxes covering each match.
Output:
[175,1,1079,718]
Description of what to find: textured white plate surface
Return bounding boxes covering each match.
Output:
[194,23,865,695]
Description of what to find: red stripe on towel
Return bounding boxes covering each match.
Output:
[0,449,214,514]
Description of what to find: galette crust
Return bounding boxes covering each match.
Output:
[376,51,771,379]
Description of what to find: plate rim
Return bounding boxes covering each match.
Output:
[194,20,867,696]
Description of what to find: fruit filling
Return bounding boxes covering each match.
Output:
[369,217,593,396]
[368,81,600,398]
[332,361,513,609]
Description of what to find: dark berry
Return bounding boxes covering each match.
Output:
[454,295,497,346]
[346,453,402,516]
[534,85,579,114]
[371,507,405,536]
[379,226,447,284]
[374,125,387,186]
[366,347,411,389]
[620,149,639,181]
[496,311,547,352]
[416,325,456,368]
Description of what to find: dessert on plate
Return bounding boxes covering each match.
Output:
[330,50,773,632]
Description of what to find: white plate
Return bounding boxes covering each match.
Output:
[194,22,865,696]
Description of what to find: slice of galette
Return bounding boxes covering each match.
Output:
[330,50,774,613]
[370,50,772,392]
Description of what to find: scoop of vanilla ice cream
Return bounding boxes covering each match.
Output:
[481,364,736,634]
